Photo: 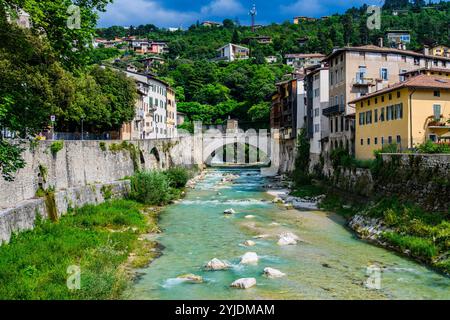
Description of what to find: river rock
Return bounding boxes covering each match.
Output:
[224,208,236,215]
[253,234,269,239]
[263,267,286,278]
[243,240,256,247]
[240,252,259,264]
[245,215,255,219]
[272,197,284,204]
[230,278,257,289]
[204,258,230,271]
[277,232,300,246]
[177,274,203,283]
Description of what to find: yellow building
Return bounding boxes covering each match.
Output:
[351,75,450,159]
[431,45,450,58]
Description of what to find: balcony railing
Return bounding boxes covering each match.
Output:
[427,117,450,129]
[323,104,345,117]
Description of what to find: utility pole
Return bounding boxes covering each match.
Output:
[249,4,257,33]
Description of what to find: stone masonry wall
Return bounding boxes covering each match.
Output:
[330,153,450,212]
[0,138,200,244]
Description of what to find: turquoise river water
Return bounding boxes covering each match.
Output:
[130,169,450,300]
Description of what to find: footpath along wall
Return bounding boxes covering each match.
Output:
[329,153,450,212]
[0,138,201,244]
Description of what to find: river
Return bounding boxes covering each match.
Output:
[129,169,450,300]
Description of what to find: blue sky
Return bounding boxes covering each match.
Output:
[97,0,387,28]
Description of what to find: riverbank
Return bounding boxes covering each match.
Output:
[0,167,202,300]
[285,180,450,277]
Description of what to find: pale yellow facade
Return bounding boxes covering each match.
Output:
[355,88,450,159]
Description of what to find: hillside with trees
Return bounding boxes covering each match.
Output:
[96,1,450,128]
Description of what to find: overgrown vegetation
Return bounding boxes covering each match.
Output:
[292,129,311,187]
[416,141,450,154]
[129,167,191,206]
[0,200,160,300]
[50,141,64,156]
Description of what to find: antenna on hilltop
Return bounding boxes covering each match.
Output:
[249,4,257,32]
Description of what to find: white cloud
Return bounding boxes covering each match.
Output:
[98,0,246,28]
[200,0,245,16]
[280,0,380,16]
[98,0,199,27]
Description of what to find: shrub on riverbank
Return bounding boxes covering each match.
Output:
[129,171,171,205]
[129,168,191,206]
[164,167,190,189]
[0,200,155,300]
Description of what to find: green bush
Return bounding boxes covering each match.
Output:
[129,171,171,205]
[416,141,450,154]
[382,233,438,260]
[50,141,64,156]
[164,167,190,189]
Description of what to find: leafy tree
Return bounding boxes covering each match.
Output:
[193,83,230,105]
[231,29,241,44]
[2,0,112,70]
[248,102,270,122]
[223,19,235,29]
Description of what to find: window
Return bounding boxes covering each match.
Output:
[433,104,441,120]
[330,73,334,85]
[341,116,344,132]
[374,109,378,123]
[368,99,371,106]
[330,118,334,133]
[366,111,372,124]
[314,124,320,133]
[335,96,339,106]
[396,135,401,144]
[359,113,365,125]
[434,90,441,97]
[380,107,385,122]
[381,68,388,80]
[314,88,320,97]
[389,93,392,100]
[381,137,385,145]
[388,136,393,144]
[433,60,438,67]
[367,138,371,145]
[335,117,339,132]
[381,96,385,103]
[314,108,320,117]
[340,95,344,107]
[396,104,403,119]
[397,91,401,98]
[345,119,349,131]
[429,134,437,142]
[375,98,378,104]
[414,58,420,66]
[360,139,364,146]
[374,137,378,145]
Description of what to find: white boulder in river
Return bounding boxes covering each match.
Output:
[204,258,230,271]
[240,252,259,264]
[277,232,300,246]
[264,267,286,279]
[230,278,257,289]
[243,240,256,247]
[224,208,236,215]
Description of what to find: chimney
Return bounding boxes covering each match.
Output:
[423,45,430,56]
[378,37,384,48]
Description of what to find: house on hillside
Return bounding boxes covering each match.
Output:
[216,43,250,62]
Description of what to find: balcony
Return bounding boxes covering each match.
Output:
[323,104,345,117]
[427,118,450,129]
[353,74,376,87]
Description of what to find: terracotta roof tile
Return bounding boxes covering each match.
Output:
[349,75,450,104]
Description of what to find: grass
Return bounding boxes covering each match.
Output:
[291,184,325,198]
[0,200,158,300]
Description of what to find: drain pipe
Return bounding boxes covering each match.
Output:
[409,89,416,149]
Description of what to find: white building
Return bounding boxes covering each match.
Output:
[305,65,329,165]
[122,70,176,140]
[285,53,325,72]
[217,43,250,62]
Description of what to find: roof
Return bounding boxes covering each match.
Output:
[349,75,450,104]
[284,53,325,59]
[217,43,249,51]
[400,67,450,75]
[324,45,450,62]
